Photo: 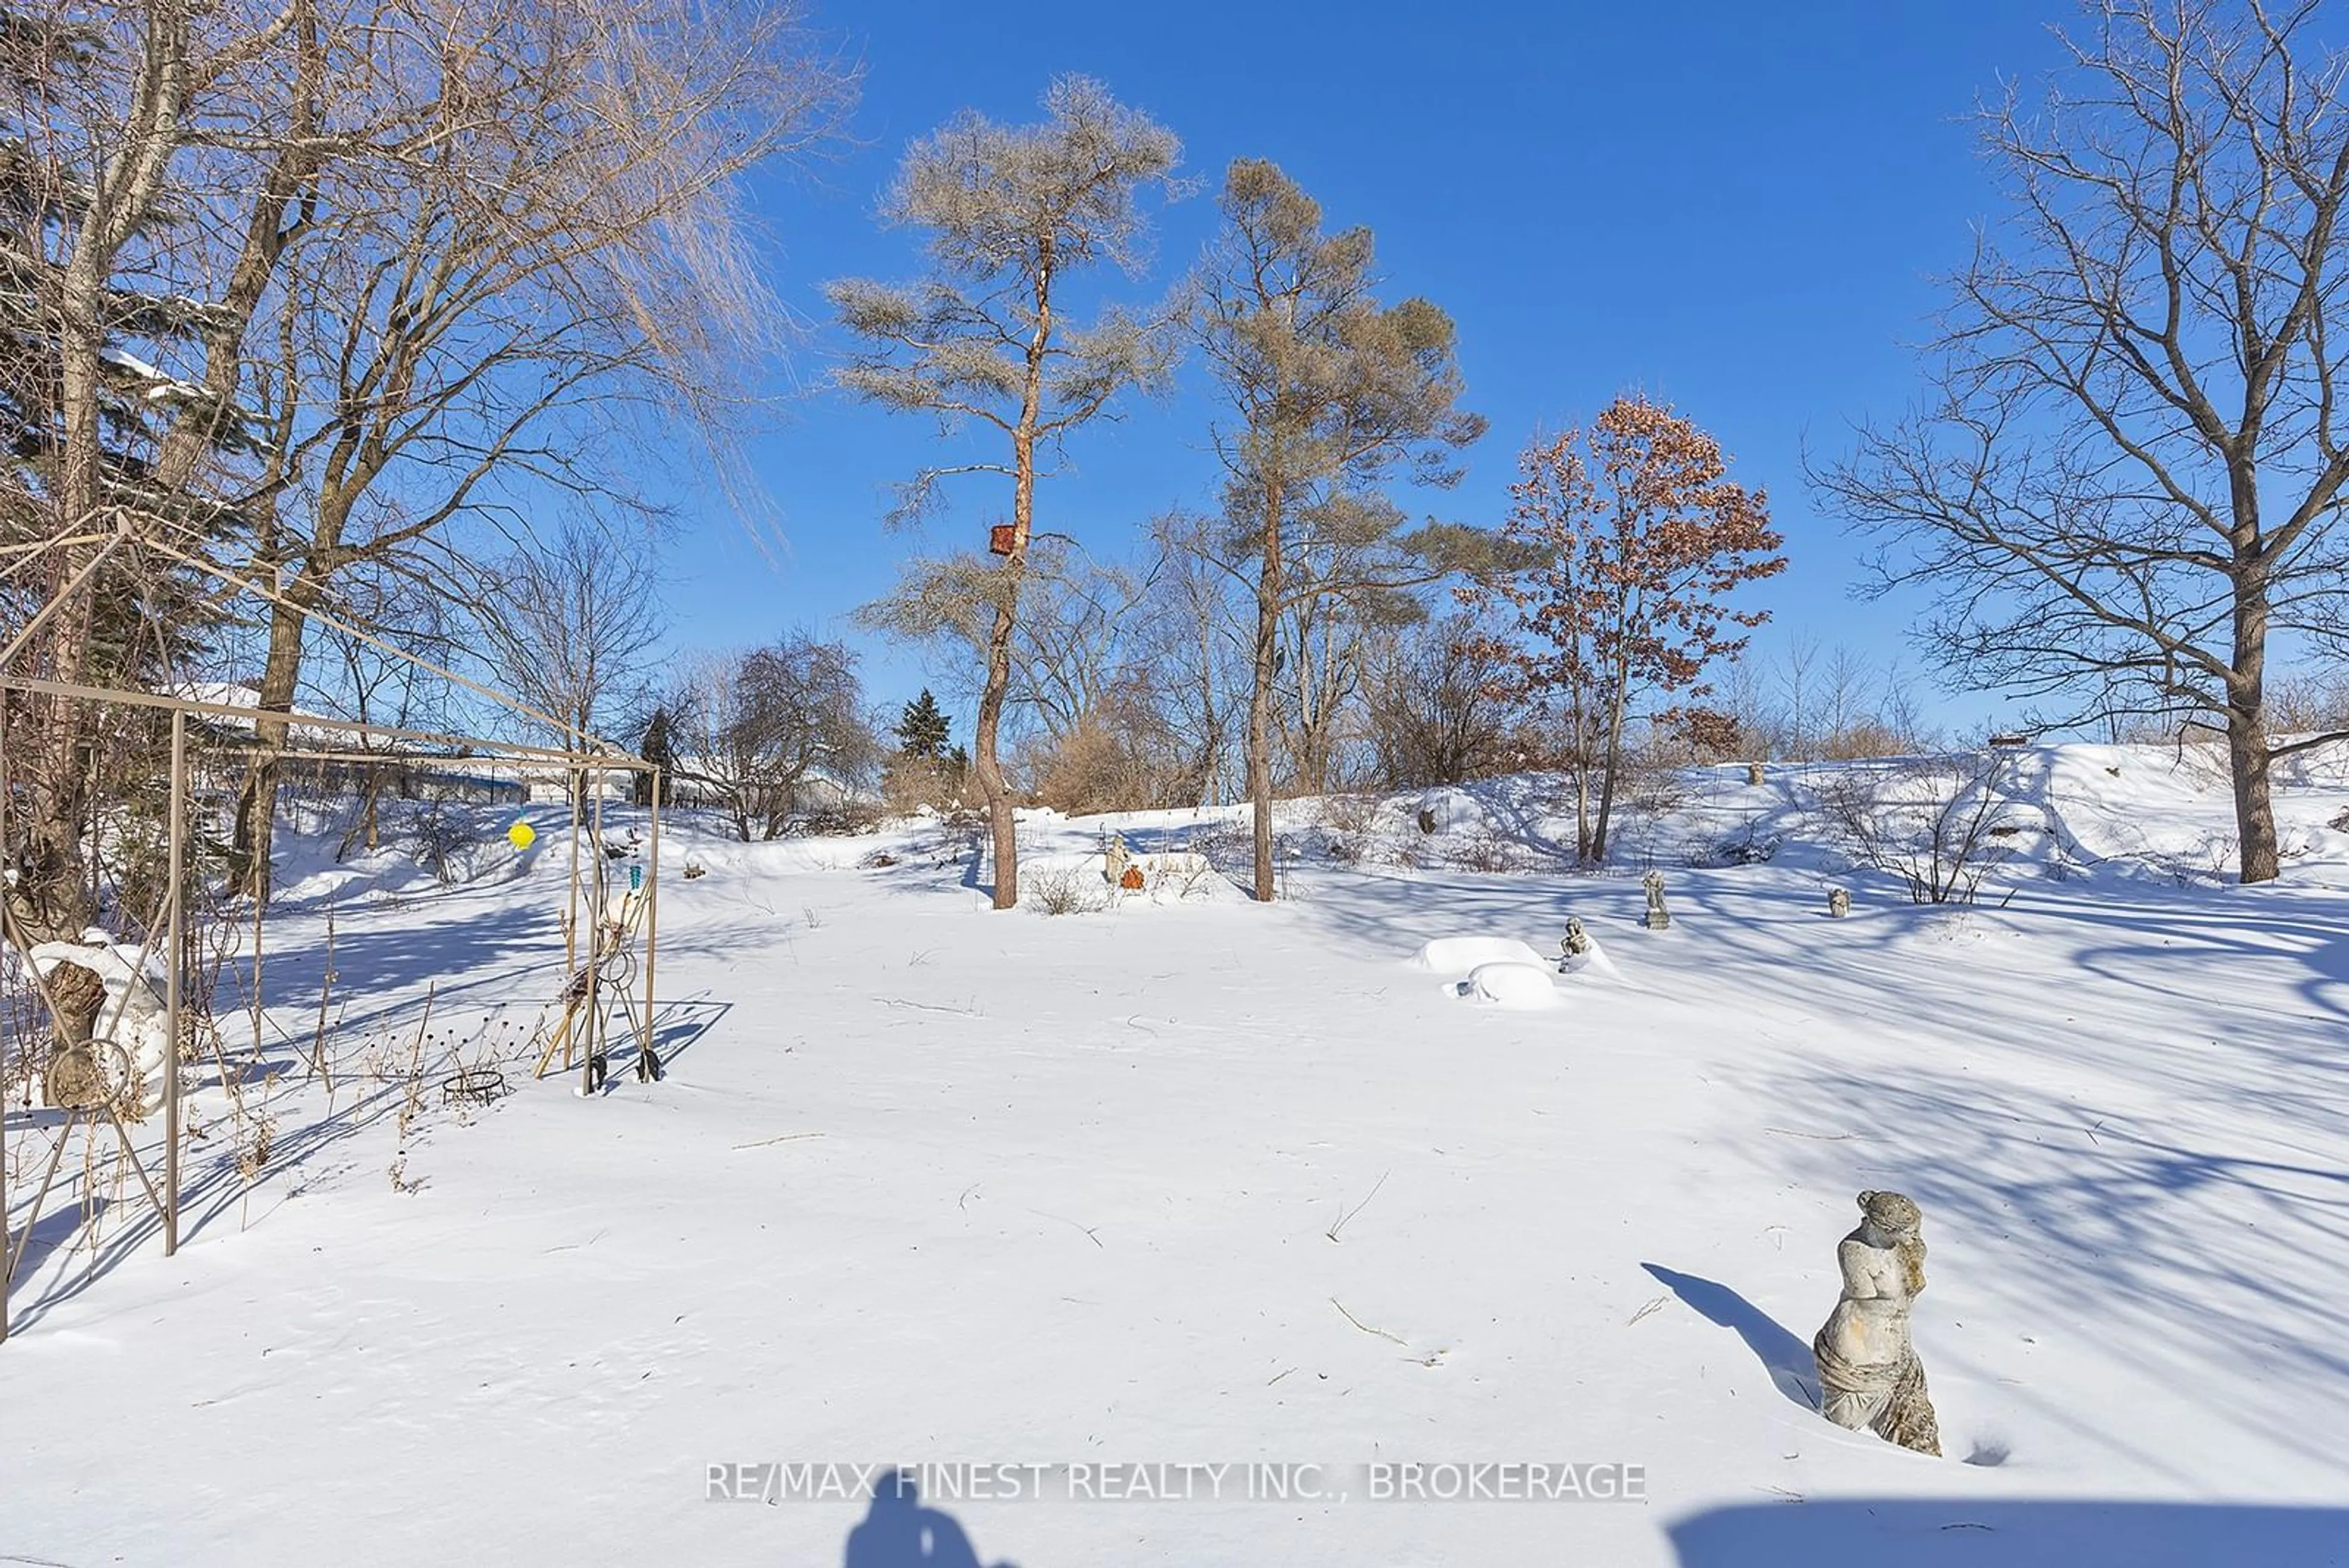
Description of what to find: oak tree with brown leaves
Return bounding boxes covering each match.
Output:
[1468,397,1784,864]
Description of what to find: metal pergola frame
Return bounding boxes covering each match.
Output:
[1,516,666,1345]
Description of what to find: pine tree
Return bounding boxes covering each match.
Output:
[1,5,254,689]
[896,688,951,758]
[2,5,263,952]
[1195,159,1488,902]
[635,707,677,807]
[828,77,1182,908]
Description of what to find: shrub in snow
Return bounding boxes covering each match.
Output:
[1022,860,1106,916]
[407,800,483,885]
[1708,816,1781,866]
[1821,754,2016,905]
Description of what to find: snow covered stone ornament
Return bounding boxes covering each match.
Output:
[1560,916,1592,960]
[1828,886,1851,918]
[28,942,172,1120]
[1813,1189,1942,1457]
[43,958,107,1050]
[1642,870,1671,931]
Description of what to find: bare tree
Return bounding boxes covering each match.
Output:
[221,0,848,899]
[1135,508,1247,804]
[475,518,663,798]
[2,0,344,946]
[1775,631,1820,761]
[1822,752,2018,905]
[1272,495,1437,795]
[304,561,459,858]
[827,76,1182,908]
[1817,0,2349,883]
[1017,671,1195,816]
[669,636,875,842]
[1195,158,1487,901]
[1364,611,1527,787]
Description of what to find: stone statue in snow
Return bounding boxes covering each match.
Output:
[1641,870,1670,931]
[1102,832,1130,888]
[1813,1189,1941,1456]
[1560,916,1592,960]
[1746,762,1765,787]
[28,940,171,1120]
[1827,886,1851,919]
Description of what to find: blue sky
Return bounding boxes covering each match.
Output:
[659,0,2077,738]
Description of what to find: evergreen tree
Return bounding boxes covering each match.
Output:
[896,688,951,757]
[828,77,1182,908]
[2,5,264,952]
[635,706,677,807]
[1,4,254,689]
[1195,159,1488,901]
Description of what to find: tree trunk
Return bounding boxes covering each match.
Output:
[1566,688,1593,864]
[232,573,321,902]
[2228,571,2279,884]
[976,581,1020,907]
[13,12,191,946]
[15,176,114,949]
[1244,486,1286,902]
[1590,661,1633,865]
[974,250,1056,911]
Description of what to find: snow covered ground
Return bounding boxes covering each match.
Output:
[7,744,2349,1565]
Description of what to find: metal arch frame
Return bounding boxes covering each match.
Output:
[1,521,669,1346]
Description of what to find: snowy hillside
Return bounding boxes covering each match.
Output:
[9,743,2349,1566]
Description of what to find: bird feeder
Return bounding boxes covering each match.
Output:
[988,524,1017,556]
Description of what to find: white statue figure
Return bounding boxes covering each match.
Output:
[1642,870,1670,931]
[1827,886,1852,919]
[1813,1189,1941,1456]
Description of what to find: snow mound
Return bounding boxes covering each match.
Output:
[1459,960,1560,1009]
[1560,934,1622,979]
[1412,935,1548,972]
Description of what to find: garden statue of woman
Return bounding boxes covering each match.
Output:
[1813,1189,1941,1455]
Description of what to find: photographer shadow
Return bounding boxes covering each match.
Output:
[845,1470,1016,1568]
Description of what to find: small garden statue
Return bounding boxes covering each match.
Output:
[1104,832,1131,888]
[1746,761,1765,787]
[1642,870,1671,931]
[1560,916,1592,962]
[1813,1190,1942,1456]
[1828,886,1851,919]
